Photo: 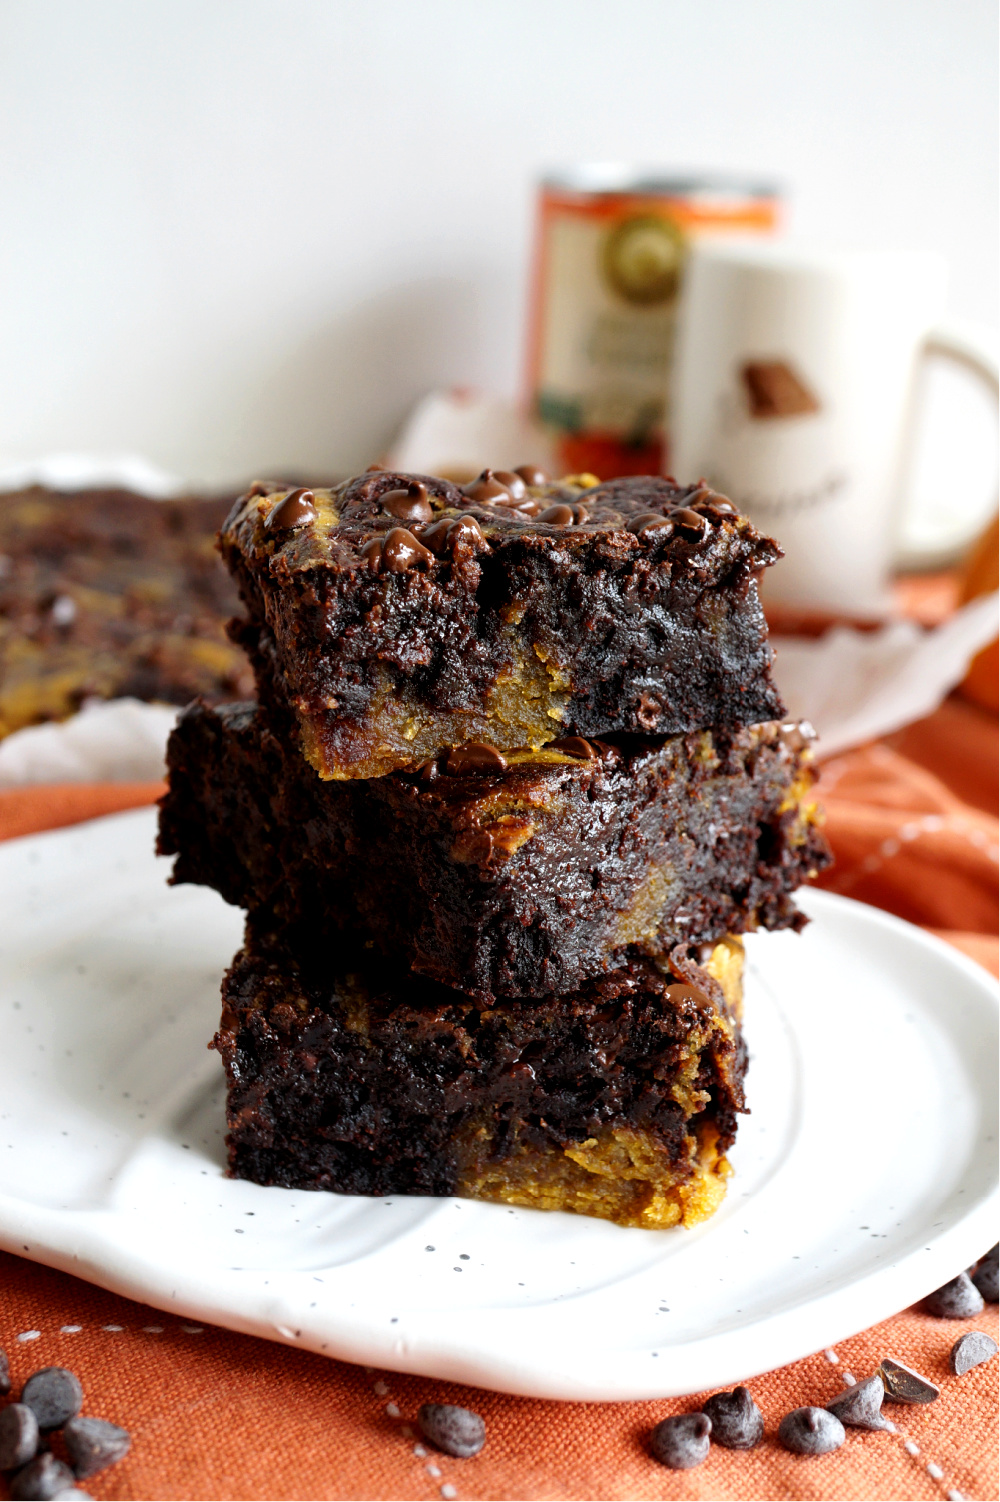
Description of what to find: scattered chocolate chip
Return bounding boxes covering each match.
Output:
[702,1387,763,1449]
[879,1358,940,1404]
[826,1374,894,1431]
[417,1403,485,1458]
[628,512,675,536]
[778,1407,845,1455]
[0,1345,10,1396]
[970,1245,999,1303]
[550,736,597,760]
[21,1369,83,1430]
[0,1404,40,1469]
[649,1413,712,1470]
[381,528,434,573]
[492,470,527,500]
[671,507,711,542]
[62,1417,131,1479]
[923,1271,984,1318]
[381,482,434,524]
[444,742,507,774]
[461,469,514,504]
[536,503,575,526]
[514,465,548,486]
[950,1331,998,1375]
[264,488,317,532]
[9,1454,76,1501]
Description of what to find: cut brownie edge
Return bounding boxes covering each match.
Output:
[159,697,831,1002]
[212,927,746,1230]
[219,471,784,779]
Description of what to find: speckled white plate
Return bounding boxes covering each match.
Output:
[0,808,996,1400]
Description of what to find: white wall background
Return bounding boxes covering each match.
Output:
[0,0,995,485]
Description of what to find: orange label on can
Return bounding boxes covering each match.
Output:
[525,178,779,479]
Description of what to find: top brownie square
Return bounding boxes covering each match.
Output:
[219,468,785,780]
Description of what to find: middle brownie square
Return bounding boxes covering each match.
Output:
[159,701,830,1002]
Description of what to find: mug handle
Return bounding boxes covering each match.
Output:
[896,320,999,570]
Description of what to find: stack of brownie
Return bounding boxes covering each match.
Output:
[158,467,830,1231]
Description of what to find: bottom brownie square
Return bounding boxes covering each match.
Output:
[212,924,748,1230]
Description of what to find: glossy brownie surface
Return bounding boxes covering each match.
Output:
[159,699,831,1001]
[219,470,785,778]
[213,920,747,1228]
[0,485,252,737]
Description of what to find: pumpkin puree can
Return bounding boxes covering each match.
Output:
[525,169,779,480]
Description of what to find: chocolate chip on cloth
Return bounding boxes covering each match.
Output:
[649,1413,712,1469]
[826,1374,895,1431]
[778,1407,846,1455]
[9,1452,76,1501]
[62,1416,132,1478]
[923,1271,985,1318]
[417,1404,485,1458]
[970,1244,999,1303]
[701,1386,764,1449]
[0,1404,40,1469]
[950,1330,999,1375]
[879,1357,940,1404]
[20,1369,83,1430]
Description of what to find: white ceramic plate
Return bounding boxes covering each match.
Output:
[0,809,996,1400]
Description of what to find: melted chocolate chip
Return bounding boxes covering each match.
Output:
[445,742,507,774]
[550,736,597,760]
[381,481,433,524]
[421,515,486,555]
[415,758,439,782]
[629,512,675,536]
[264,488,317,532]
[492,470,527,500]
[359,537,383,572]
[536,503,575,526]
[451,828,494,864]
[381,528,433,573]
[664,983,710,1008]
[514,464,549,487]
[461,469,514,504]
[671,508,711,542]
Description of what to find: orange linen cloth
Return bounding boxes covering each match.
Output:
[0,696,996,1502]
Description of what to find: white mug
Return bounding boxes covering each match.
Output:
[671,243,998,612]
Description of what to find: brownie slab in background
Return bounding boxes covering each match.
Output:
[0,485,253,738]
[218,469,785,779]
[159,700,831,1001]
[213,918,747,1230]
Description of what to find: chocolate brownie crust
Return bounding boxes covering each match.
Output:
[219,471,784,778]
